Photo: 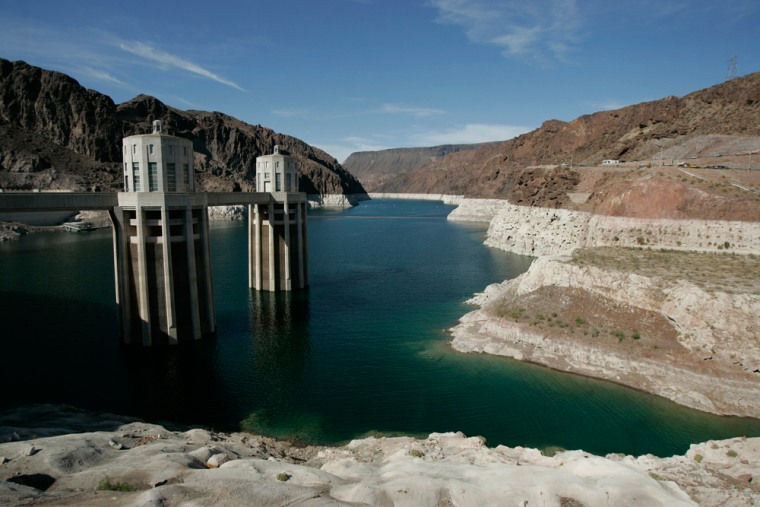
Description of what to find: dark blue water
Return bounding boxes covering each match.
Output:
[1,199,759,456]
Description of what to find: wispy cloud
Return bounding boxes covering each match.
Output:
[589,100,629,112]
[376,103,445,117]
[272,108,315,118]
[412,123,530,145]
[79,66,125,85]
[316,136,393,164]
[431,0,581,65]
[119,41,245,91]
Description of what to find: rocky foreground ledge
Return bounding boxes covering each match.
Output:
[1,405,758,506]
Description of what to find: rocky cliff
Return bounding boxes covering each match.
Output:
[0,58,366,202]
[375,72,760,207]
[343,143,493,191]
[448,197,760,418]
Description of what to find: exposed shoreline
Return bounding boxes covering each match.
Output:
[446,197,760,419]
[1,404,757,506]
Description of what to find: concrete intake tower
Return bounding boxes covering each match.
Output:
[110,121,215,346]
[109,122,308,346]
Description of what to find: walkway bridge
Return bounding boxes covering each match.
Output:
[0,190,309,346]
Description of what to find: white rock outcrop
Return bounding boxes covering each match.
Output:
[447,198,760,418]
[3,411,755,507]
[307,193,369,208]
[448,199,760,256]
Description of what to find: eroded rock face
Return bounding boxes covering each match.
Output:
[0,58,366,199]
[343,143,493,191]
[373,71,760,203]
[448,198,760,418]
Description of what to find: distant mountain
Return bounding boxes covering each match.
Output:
[375,72,760,212]
[0,58,366,199]
[343,143,495,191]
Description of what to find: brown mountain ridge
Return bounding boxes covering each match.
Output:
[374,72,760,221]
[0,58,366,198]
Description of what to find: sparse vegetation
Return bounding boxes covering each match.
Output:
[276,473,292,482]
[694,454,704,463]
[541,446,565,457]
[97,477,136,492]
[569,247,760,295]
[726,449,738,458]
[409,449,425,458]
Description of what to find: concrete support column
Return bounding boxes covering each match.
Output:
[295,202,304,289]
[109,207,132,342]
[283,198,291,291]
[184,206,202,340]
[199,208,216,333]
[249,204,262,290]
[301,201,309,287]
[135,205,152,346]
[160,206,177,343]
[267,198,276,291]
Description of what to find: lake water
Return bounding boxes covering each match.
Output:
[1,198,759,456]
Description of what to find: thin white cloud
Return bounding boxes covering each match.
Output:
[316,136,394,164]
[431,0,581,65]
[79,66,125,85]
[589,100,629,112]
[413,123,530,145]
[376,103,445,117]
[119,41,245,92]
[272,108,314,118]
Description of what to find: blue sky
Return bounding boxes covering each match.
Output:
[1,0,758,163]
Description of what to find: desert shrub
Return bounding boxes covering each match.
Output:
[98,477,135,492]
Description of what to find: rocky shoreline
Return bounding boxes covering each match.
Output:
[1,405,757,506]
[447,198,760,418]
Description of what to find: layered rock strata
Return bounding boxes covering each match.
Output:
[448,197,760,417]
[449,198,760,255]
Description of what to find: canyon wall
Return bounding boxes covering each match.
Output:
[449,198,760,256]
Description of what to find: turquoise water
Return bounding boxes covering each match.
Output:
[1,199,759,456]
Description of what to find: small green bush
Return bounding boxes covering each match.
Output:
[276,473,291,482]
[98,477,135,492]
[575,316,586,326]
[409,449,425,458]
[612,330,625,340]
[726,449,738,458]
[694,454,704,463]
[631,331,641,340]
